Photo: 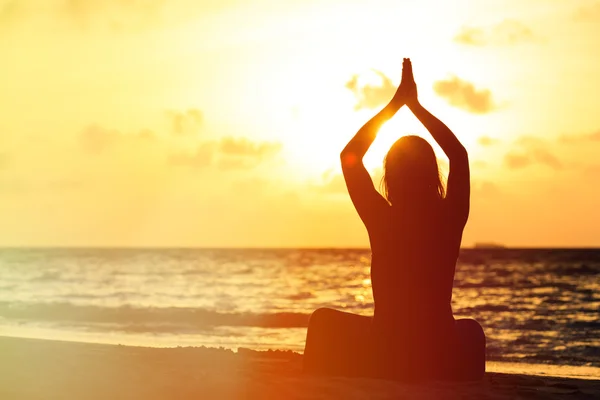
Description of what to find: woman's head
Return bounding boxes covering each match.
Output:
[382,135,445,205]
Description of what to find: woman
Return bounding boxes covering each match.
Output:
[303,59,485,381]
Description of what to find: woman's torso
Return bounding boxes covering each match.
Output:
[367,200,463,336]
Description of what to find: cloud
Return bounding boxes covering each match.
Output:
[530,148,563,170]
[216,157,251,171]
[314,171,347,194]
[218,138,281,170]
[345,70,396,110]
[472,181,499,197]
[166,108,203,135]
[477,136,498,146]
[220,137,281,157]
[80,125,121,154]
[503,137,563,170]
[574,3,600,21]
[169,137,282,170]
[454,27,485,46]
[79,124,155,154]
[558,130,600,144]
[168,142,215,169]
[433,76,496,114]
[216,157,272,171]
[504,152,531,169]
[454,20,535,46]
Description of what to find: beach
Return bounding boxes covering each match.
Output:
[1,336,599,400]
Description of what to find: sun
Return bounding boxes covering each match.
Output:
[361,108,420,171]
[282,102,480,183]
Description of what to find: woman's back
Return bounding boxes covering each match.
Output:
[366,202,465,380]
[368,202,461,331]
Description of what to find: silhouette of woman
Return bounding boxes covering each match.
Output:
[303,58,485,381]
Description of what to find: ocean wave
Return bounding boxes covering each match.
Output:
[0,301,311,330]
[1,248,599,366]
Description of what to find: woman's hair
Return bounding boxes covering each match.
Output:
[381,135,446,206]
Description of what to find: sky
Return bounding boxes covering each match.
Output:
[1,0,600,247]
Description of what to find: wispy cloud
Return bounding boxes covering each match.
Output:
[530,148,563,170]
[433,76,497,114]
[79,124,155,154]
[574,2,600,21]
[504,152,531,169]
[218,138,281,170]
[477,136,499,146]
[454,20,535,46]
[558,130,600,144]
[168,142,215,169]
[345,70,396,110]
[314,171,347,194]
[472,180,500,197]
[504,137,563,170]
[169,137,282,171]
[166,108,203,136]
[220,137,281,157]
[80,125,121,154]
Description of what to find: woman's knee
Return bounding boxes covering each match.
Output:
[456,318,485,344]
[308,307,338,330]
[453,319,486,380]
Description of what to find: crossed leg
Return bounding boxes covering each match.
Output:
[303,308,486,381]
[303,308,372,377]
[450,318,486,381]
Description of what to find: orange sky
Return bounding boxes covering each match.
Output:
[1,0,600,247]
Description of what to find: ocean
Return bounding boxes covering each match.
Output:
[0,248,598,367]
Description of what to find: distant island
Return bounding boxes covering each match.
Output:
[473,243,507,249]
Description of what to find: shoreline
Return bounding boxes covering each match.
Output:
[1,335,598,399]
[2,333,598,378]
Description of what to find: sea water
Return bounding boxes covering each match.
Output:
[0,248,598,366]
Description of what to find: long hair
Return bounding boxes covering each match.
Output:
[381,135,445,206]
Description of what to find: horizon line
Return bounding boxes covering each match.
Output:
[1,246,600,250]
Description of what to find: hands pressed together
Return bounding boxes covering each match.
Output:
[391,58,419,109]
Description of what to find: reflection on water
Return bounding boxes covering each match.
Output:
[0,248,598,366]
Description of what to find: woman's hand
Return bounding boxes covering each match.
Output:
[395,58,419,108]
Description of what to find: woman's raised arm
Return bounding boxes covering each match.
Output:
[340,61,409,226]
[403,59,470,225]
[340,61,412,163]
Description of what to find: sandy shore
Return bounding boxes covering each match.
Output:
[0,336,598,399]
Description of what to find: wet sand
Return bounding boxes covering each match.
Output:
[0,336,598,399]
